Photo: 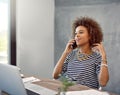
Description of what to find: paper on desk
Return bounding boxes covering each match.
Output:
[22,77,40,83]
[66,89,109,95]
[24,83,57,95]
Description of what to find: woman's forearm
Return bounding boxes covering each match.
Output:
[99,56,109,87]
[53,39,75,79]
[52,51,69,79]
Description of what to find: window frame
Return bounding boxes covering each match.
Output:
[10,0,16,65]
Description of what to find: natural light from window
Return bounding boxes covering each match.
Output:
[0,1,9,64]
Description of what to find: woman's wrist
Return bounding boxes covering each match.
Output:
[101,55,108,66]
[101,64,108,67]
[101,55,107,64]
[101,59,107,64]
[63,49,71,55]
[63,51,69,56]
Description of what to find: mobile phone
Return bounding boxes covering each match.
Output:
[72,41,77,49]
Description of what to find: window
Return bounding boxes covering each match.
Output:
[0,0,16,65]
[0,0,9,64]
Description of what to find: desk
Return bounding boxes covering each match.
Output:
[33,78,90,91]
[1,78,119,95]
[33,78,119,95]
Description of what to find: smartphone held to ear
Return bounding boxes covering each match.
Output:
[72,41,77,49]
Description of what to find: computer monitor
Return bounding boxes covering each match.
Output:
[0,63,27,95]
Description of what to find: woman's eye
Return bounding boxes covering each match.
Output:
[79,31,84,34]
[75,31,84,35]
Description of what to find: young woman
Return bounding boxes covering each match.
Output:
[53,17,109,89]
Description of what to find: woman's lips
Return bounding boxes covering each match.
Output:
[75,38,81,42]
[75,38,82,45]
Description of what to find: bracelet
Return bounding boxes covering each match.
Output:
[101,59,107,63]
[101,64,108,67]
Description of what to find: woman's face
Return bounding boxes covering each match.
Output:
[75,26,90,47]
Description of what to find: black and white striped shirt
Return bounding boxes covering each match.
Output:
[61,49,102,89]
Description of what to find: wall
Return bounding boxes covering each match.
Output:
[16,0,54,78]
[55,1,120,94]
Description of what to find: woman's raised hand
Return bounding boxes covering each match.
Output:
[64,39,76,54]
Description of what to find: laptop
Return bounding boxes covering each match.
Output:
[0,63,39,95]
[0,63,57,95]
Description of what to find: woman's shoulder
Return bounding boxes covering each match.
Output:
[92,51,101,57]
[92,51,102,63]
[67,49,78,58]
[72,48,78,53]
[71,48,78,55]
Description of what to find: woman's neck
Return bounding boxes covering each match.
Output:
[78,44,92,54]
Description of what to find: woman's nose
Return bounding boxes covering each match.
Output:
[75,33,80,37]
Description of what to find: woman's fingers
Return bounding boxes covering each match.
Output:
[68,39,76,46]
[93,43,100,46]
[68,39,75,43]
[93,42,103,47]
[93,43,106,54]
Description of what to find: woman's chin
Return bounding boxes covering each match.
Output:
[77,43,87,47]
[76,44,81,47]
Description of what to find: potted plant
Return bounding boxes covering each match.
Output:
[56,75,75,95]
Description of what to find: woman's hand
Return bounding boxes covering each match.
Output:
[53,39,76,79]
[64,39,76,54]
[93,42,107,60]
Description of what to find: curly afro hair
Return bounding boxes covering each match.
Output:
[72,17,103,47]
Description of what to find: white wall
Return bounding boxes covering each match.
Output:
[16,0,54,78]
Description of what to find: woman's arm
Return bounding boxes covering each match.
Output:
[99,54,109,86]
[52,39,75,79]
[52,51,69,79]
[93,43,109,86]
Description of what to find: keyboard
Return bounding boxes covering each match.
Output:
[26,89,40,95]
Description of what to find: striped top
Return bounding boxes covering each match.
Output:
[61,49,102,89]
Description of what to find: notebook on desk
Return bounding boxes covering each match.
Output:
[0,63,57,95]
[66,90,110,95]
